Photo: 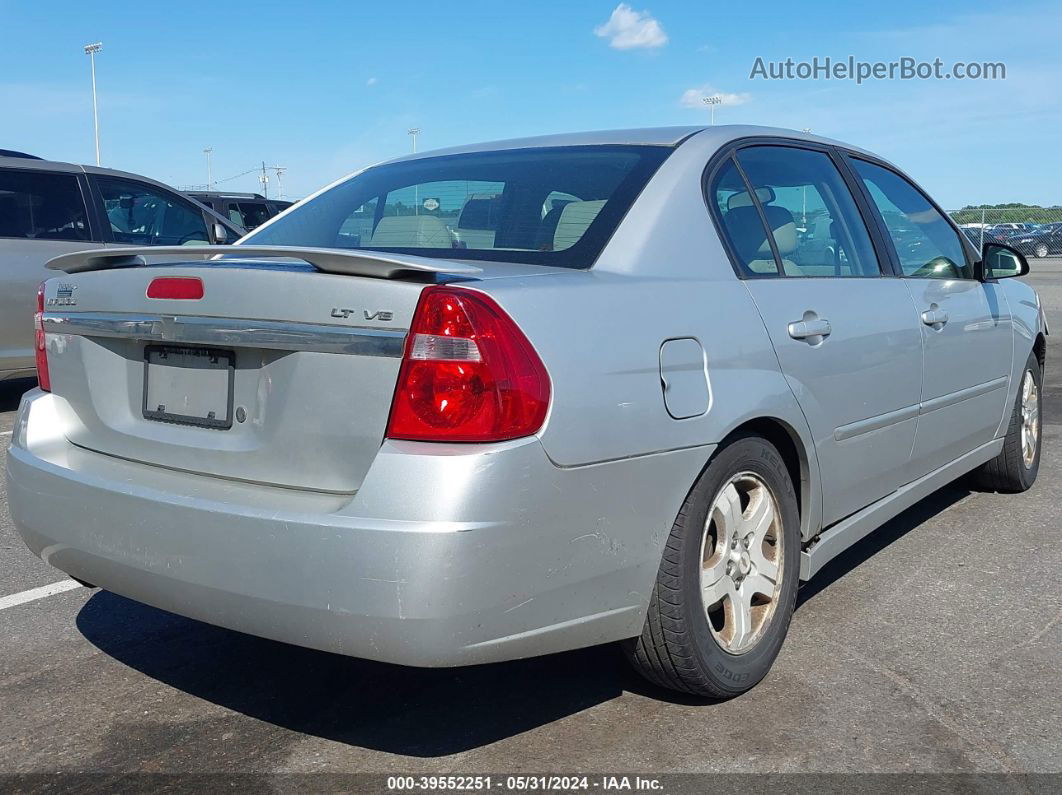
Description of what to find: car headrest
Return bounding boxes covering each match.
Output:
[369,215,452,247]
[727,186,776,210]
[553,199,606,251]
[764,206,798,255]
[32,199,82,236]
[724,205,798,262]
[457,194,500,231]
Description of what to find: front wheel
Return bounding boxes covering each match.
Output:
[625,434,800,698]
[1034,243,1050,259]
[975,351,1043,492]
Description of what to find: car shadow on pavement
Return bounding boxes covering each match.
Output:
[75,480,976,753]
[795,481,973,608]
[75,592,630,756]
[0,378,36,412]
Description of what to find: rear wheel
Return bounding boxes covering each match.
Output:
[1034,243,1049,259]
[975,351,1042,492]
[625,434,800,698]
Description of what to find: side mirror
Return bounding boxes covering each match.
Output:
[980,242,1029,281]
[212,222,230,245]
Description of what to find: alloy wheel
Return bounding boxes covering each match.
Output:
[699,473,784,654]
[1021,369,1040,469]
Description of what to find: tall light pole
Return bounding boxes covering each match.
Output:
[203,147,213,190]
[83,42,103,165]
[407,128,421,214]
[259,161,269,199]
[703,94,722,125]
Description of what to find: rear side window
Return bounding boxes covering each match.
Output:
[96,177,210,246]
[243,146,671,268]
[851,159,972,280]
[231,201,271,230]
[0,169,90,241]
[711,146,880,278]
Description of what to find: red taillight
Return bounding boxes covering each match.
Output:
[386,287,550,442]
[147,277,204,300]
[35,282,51,392]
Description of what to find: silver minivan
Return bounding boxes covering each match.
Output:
[0,153,243,381]
[6,126,1048,697]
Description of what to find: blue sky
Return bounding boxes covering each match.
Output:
[2,0,1059,208]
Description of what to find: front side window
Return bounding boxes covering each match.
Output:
[712,145,880,278]
[0,169,90,241]
[243,146,670,268]
[96,177,209,246]
[851,159,971,279]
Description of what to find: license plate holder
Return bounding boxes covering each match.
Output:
[142,345,235,430]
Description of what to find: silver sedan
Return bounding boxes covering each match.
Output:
[6,126,1047,697]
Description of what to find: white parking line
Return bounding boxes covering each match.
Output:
[0,430,12,436]
[0,580,83,611]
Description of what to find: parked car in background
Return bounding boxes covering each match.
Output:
[184,191,292,233]
[0,152,243,380]
[1007,224,1062,258]
[979,226,1014,244]
[961,226,988,247]
[8,126,1047,698]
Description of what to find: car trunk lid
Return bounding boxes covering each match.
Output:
[39,259,439,493]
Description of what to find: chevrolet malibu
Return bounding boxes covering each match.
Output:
[6,126,1047,697]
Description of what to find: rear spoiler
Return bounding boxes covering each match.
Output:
[45,245,483,278]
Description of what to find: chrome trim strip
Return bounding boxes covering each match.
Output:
[834,404,920,442]
[42,312,407,358]
[918,376,1008,415]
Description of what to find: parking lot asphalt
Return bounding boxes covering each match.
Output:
[1,264,1060,784]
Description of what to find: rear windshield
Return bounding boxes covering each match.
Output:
[242,145,671,268]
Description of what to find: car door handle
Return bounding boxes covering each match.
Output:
[787,318,832,341]
[921,307,949,327]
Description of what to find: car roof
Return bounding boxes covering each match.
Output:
[0,148,42,159]
[186,191,273,200]
[0,156,244,233]
[380,126,705,165]
[378,124,884,166]
[0,156,180,187]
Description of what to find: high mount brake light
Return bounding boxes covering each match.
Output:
[147,277,204,300]
[35,282,50,392]
[386,287,550,442]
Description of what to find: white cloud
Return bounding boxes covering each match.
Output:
[679,85,750,108]
[366,77,378,87]
[594,4,668,50]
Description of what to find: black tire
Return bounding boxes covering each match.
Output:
[1034,243,1049,259]
[975,350,1043,492]
[625,434,800,698]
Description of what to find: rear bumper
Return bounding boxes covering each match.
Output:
[6,390,712,666]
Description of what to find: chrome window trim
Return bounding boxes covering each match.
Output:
[41,312,407,358]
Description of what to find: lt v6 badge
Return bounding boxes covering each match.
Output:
[331,308,394,322]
